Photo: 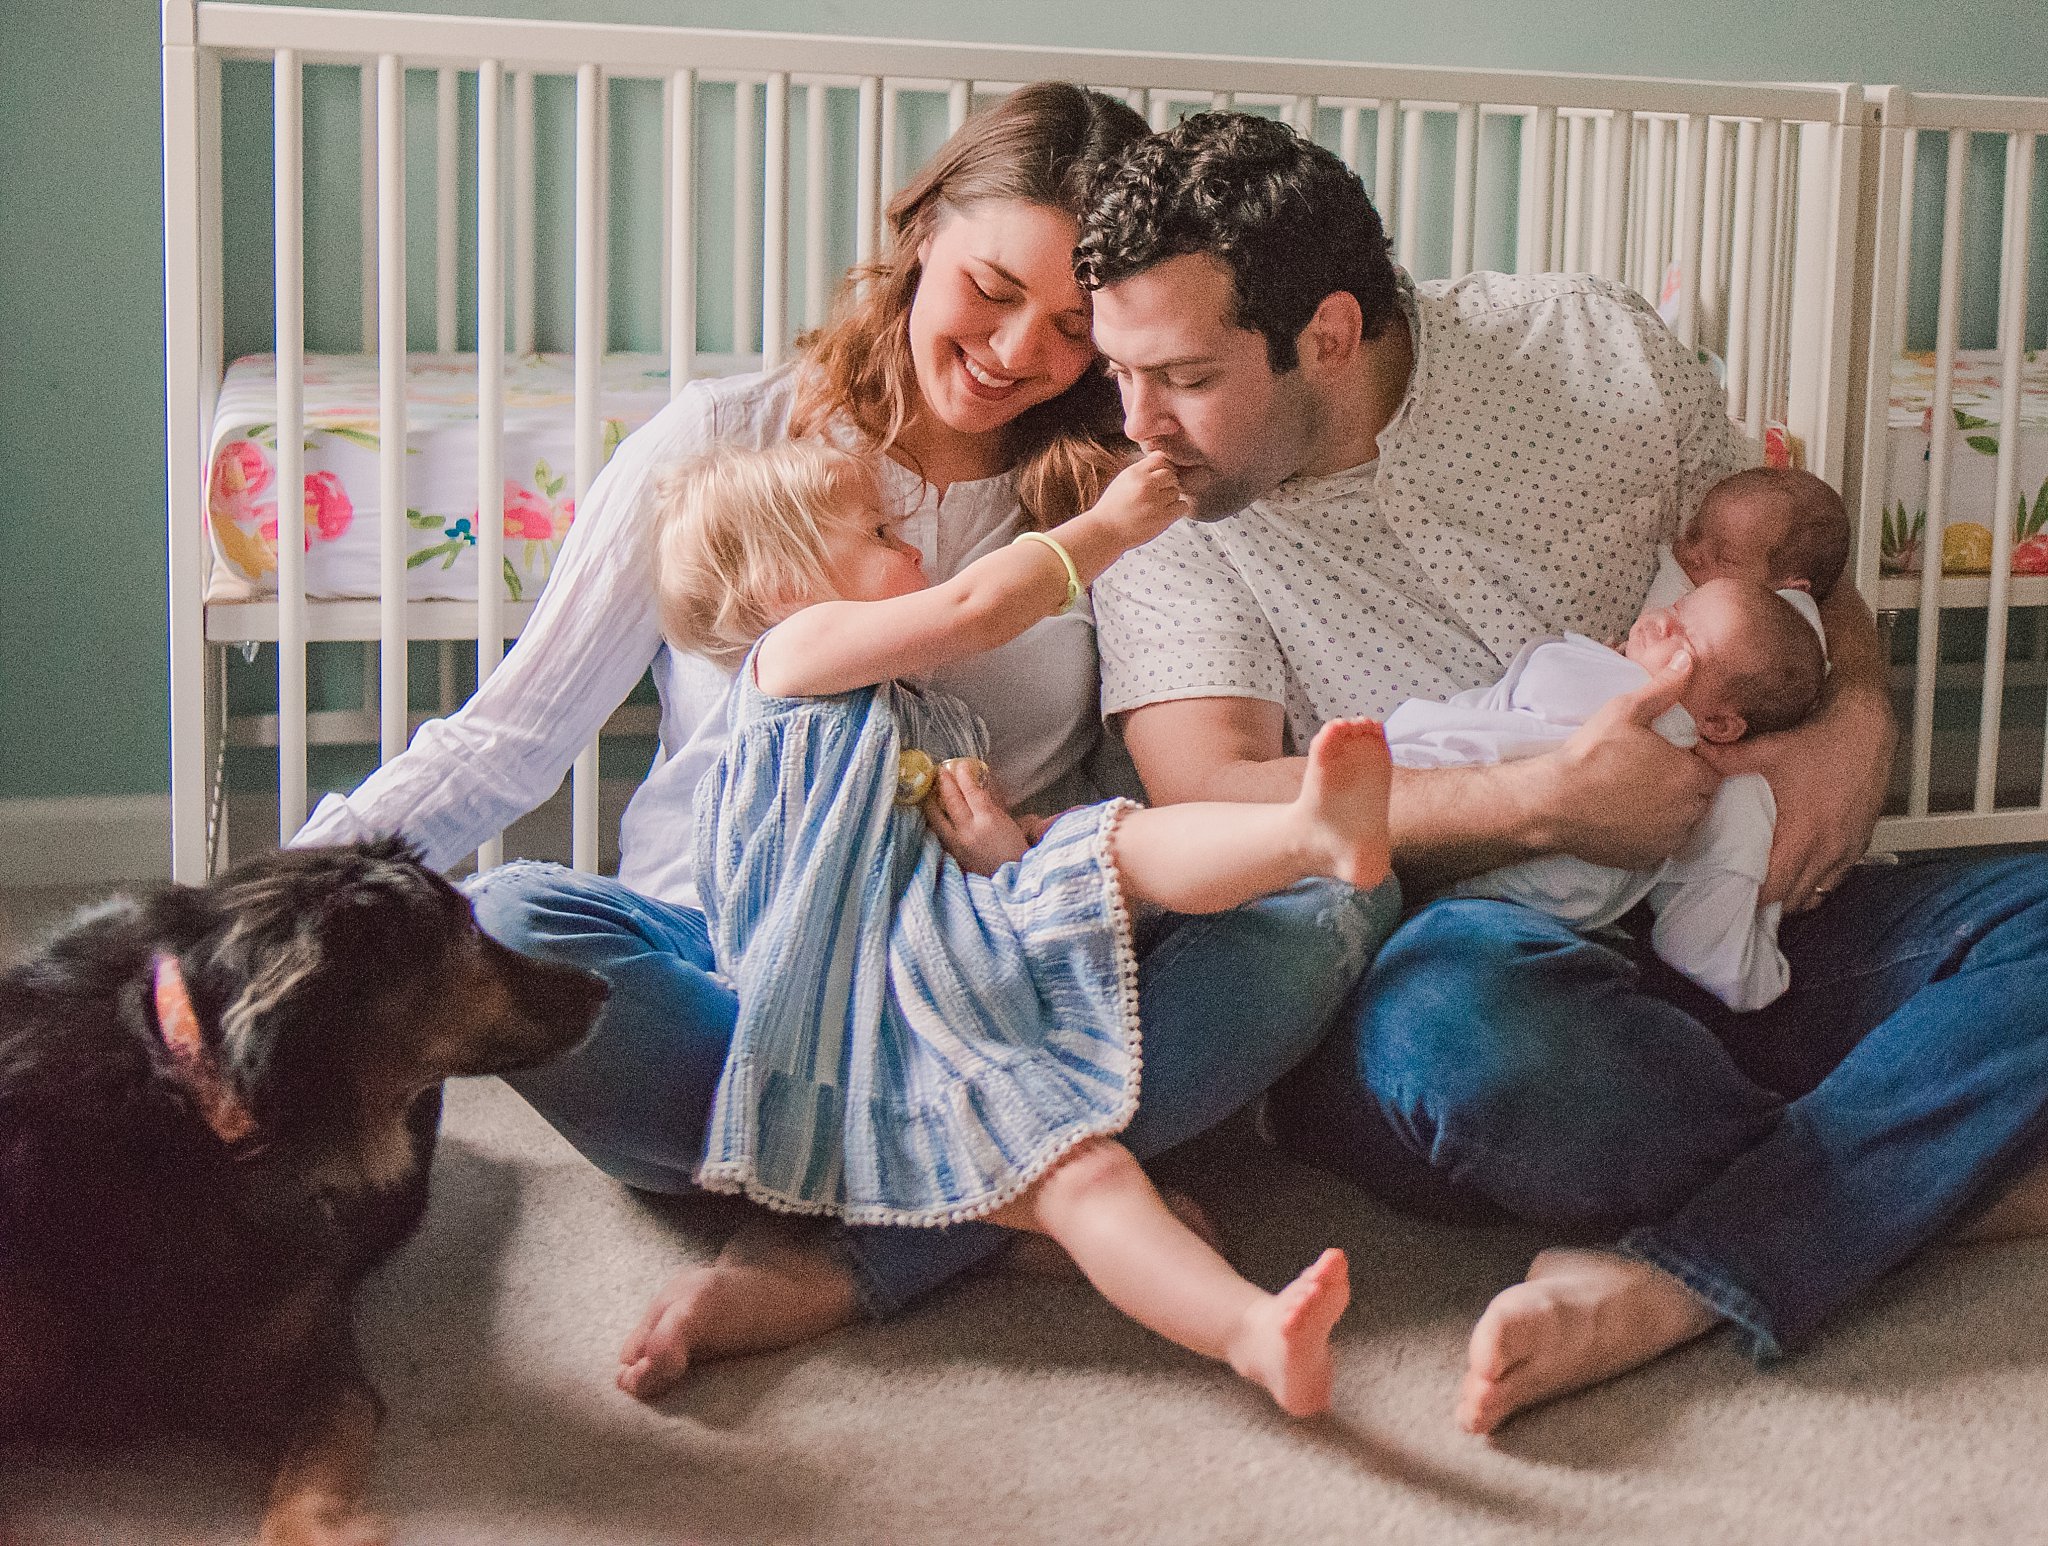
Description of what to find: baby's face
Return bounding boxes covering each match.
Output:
[1672,497,1804,591]
[819,501,928,604]
[1624,581,1762,741]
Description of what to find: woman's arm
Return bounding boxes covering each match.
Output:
[756,452,1184,698]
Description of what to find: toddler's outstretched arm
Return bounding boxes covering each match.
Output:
[756,452,1186,698]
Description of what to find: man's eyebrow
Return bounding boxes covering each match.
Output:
[1106,353,1222,372]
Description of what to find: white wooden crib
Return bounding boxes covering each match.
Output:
[162,1,2040,883]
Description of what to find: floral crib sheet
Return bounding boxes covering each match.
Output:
[1881,348,2048,577]
[205,352,680,604]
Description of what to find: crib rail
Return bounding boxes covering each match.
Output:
[163,1,1866,882]
[1852,89,2047,850]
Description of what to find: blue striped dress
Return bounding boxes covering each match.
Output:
[693,650,1142,1227]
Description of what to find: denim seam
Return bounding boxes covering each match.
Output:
[1617,1229,1784,1363]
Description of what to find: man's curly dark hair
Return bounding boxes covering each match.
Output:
[1074,112,1402,372]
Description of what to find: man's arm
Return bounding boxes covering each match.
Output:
[1119,656,1719,895]
[1699,580,1896,911]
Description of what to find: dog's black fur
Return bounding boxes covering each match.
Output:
[0,838,604,1530]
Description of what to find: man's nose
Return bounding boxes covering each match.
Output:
[1121,376,1173,444]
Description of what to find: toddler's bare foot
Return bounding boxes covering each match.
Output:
[1457,1247,1720,1435]
[1227,1247,1350,1417]
[1297,719,1392,889]
[1001,1189,1222,1281]
[616,1224,860,1401]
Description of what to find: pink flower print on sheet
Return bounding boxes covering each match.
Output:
[258,470,355,550]
[483,459,577,601]
[208,439,280,579]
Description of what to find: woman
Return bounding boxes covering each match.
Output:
[298,82,1398,1399]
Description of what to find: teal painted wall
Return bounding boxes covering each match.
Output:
[3,0,2045,800]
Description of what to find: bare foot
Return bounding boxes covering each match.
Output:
[1457,1247,1720,1435]
[1952,1155,2048,1245]
[1227,1247,1351,1418]
[616,1223,860,1401]
[1297,719,1393,889]
[1001,1189,1223,1281]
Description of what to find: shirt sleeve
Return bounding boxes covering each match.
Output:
[294,382,723,870]
[1092,518,1289,720]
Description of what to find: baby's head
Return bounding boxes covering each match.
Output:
[1674,467,1848,599]
[656,441,922,666]
[1625,578,1826,744]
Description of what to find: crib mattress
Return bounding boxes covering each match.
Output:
[1881,349,2048,577]
[204,351,677,605]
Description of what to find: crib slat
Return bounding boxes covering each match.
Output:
[1562,113,1587,272]
[1598,109,1633,284]
[1518,106,1556,274]
[1373,100,1399,222]
[436,67,459,355]
[1980,130,2037,812]
[1699,117,1729,355]
[1395,107,1424,272]
[1909,128,1973,817]
[856,77,882,263]
[1338,105,1362,174]
[804,81,829,327]
[572,60,605,870]
[475,57,506,876]
[1671,114,1707,349]
[1890,128,1920,363]
[1742,117,1782,441]
[359,64,376,352]
[879,84,900,204]
[733,78,760,362]
[762,72,791,366]
[376,53,408,769]
[1450,102,1478,277]
[1725,120,1759,426]
[949,79,970,134]
[511,70,535,355]
[668,69,697,392]
[1642,115,1670,300]
[274,48,308,842]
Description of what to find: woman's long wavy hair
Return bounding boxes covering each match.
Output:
[789,82,1147,528]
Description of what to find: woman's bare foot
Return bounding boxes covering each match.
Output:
[1457,1247,1720,1435]
[1297,719,1393,889]
[1002,1189,1223,1281]
[616,1223,860,1401]
[1226,1247,1351,1418]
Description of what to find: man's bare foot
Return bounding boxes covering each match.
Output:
[1297,719,1393,889]
[1457,1247,1720,1435]
[616,1223,860,1401]
[1227,1247,1350,1418]
[1002,1189,1223,1281]
[1952,1155,2048,1245]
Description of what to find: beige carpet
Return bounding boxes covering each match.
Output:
[5,883,2047,1544]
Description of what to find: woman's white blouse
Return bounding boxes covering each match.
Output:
[296,367,1105,907]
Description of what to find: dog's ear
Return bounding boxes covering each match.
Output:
[214,913,337,1118]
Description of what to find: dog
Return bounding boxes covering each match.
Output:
[0,838,607,1544]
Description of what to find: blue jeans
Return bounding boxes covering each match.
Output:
[468,861,1400,1318]
[1266,852,2048,1357]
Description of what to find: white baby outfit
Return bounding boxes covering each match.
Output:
[1383,632,1786,1010]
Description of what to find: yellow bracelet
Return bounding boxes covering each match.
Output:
[1012,530,1083,616]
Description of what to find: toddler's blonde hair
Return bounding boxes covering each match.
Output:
[656,440,885,668]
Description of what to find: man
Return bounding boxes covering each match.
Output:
[1079,111,2048,1433]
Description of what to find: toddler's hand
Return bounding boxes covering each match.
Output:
[927,760,1031,876]
[1090,450,1189,548]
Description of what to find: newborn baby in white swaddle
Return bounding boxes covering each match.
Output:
[1385,468,1847,1010]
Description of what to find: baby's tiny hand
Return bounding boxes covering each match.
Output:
[926,760,1031,876]
[1092,450,1189,543]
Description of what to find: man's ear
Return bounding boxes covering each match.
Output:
[1696,710,1748,745]
[1299,291,1364,373]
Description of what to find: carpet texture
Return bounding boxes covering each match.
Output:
[5,1068,2047,1545]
